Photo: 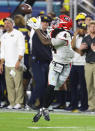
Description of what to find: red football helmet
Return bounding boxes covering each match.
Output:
[58,15,73,30]
[51,15,73,30]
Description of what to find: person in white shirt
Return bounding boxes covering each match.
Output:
[0,17,25,109]
[66,23,88,111]
[0,20,7,107]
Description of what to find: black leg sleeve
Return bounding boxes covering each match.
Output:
[43,85,55,108]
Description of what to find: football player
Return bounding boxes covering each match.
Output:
[27,15,74,122]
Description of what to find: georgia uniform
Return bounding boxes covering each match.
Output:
[48,15,74,88]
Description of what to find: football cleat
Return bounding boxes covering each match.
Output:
[42,108,50,121]
[32,109,42,122]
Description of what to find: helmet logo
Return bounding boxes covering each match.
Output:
[64,17,69,21]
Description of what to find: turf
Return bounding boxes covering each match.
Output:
[0,110,95,131]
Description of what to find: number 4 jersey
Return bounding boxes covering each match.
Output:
[51,30,74,64]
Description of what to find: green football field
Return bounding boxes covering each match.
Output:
[0,110,95,131]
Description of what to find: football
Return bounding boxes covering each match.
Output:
[19,3,32,14]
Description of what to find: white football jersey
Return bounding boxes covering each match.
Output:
[51,31,74,64]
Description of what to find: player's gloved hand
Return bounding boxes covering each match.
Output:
[27,16,41,30]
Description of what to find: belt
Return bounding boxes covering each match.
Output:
[52,61,68,66]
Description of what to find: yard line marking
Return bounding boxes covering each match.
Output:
[28,127,80,129]
[28,127,95,130]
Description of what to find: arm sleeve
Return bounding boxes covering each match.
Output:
[51,38,68,47]
[51,31,71,47]
[17,32,25,56]
[35,29,52,45]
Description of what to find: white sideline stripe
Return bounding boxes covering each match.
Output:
[0,109,95,116]
[28,127,80,129]
[0,116,95,120]
[28,127,95,129]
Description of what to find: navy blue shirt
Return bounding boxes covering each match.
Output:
[32,32,52,63]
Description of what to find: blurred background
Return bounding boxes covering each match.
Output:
[0,0,95,36]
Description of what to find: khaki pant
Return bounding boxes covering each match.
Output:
[5,66,24,106]
[85,63,95,110]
